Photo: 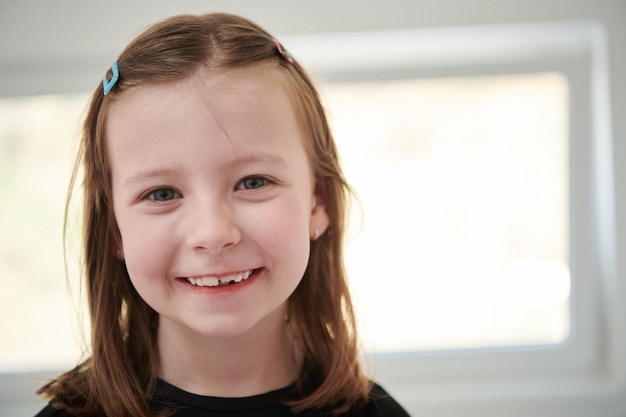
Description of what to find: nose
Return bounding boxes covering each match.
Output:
[184,198,241,254]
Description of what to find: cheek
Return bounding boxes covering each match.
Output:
[244,195,310,241]
[247,197,312,273]
[118,217,176,281]
[121,233,176,311]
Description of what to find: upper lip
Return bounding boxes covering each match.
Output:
[183,269,255,286]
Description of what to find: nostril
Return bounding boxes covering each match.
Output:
[188,223,242,254]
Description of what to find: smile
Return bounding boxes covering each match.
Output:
[185,270,254,287]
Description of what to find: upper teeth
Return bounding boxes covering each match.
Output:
[186,270,253,287]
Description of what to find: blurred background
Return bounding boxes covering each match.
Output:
[0,1,624,416]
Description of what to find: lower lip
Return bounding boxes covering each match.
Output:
[177,269,262,295]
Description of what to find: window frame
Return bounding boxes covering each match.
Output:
[283,20,622,416]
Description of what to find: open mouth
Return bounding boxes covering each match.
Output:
[185,269,255,288]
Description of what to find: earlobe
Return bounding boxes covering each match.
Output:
[310,177,330,240]
[310,206,330,240]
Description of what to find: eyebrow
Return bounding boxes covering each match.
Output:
[123,153,289,187]
[226,153,289,170]
[123,168,184,187]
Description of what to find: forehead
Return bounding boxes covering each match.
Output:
[104,65,308,174]
[106,65,301,142]
[110,65,292,117]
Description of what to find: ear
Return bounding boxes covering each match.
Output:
[310,176,330,240]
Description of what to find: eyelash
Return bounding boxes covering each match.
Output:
[144,188,181,202]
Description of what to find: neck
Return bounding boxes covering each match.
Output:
[157,308,299,398]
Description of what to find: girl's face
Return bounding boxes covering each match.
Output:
[106,67,329,341]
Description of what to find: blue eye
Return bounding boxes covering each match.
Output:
[240,177,267,190]
[148,188,178,201]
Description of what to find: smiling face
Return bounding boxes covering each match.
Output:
[106,66,330,342]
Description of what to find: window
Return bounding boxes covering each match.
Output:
[0,94,87,372]
[325,72,570,353]
[0,73,571,372]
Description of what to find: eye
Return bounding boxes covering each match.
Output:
[146,188,180,202]
[239,176,268,190]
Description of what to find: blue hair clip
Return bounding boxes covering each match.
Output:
[103,60,119,95]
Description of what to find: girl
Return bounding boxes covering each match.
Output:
[36,12,410,417]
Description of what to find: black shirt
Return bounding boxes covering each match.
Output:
[35,379,411,417]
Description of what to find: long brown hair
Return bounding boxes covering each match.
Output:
[38,12,370,416]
